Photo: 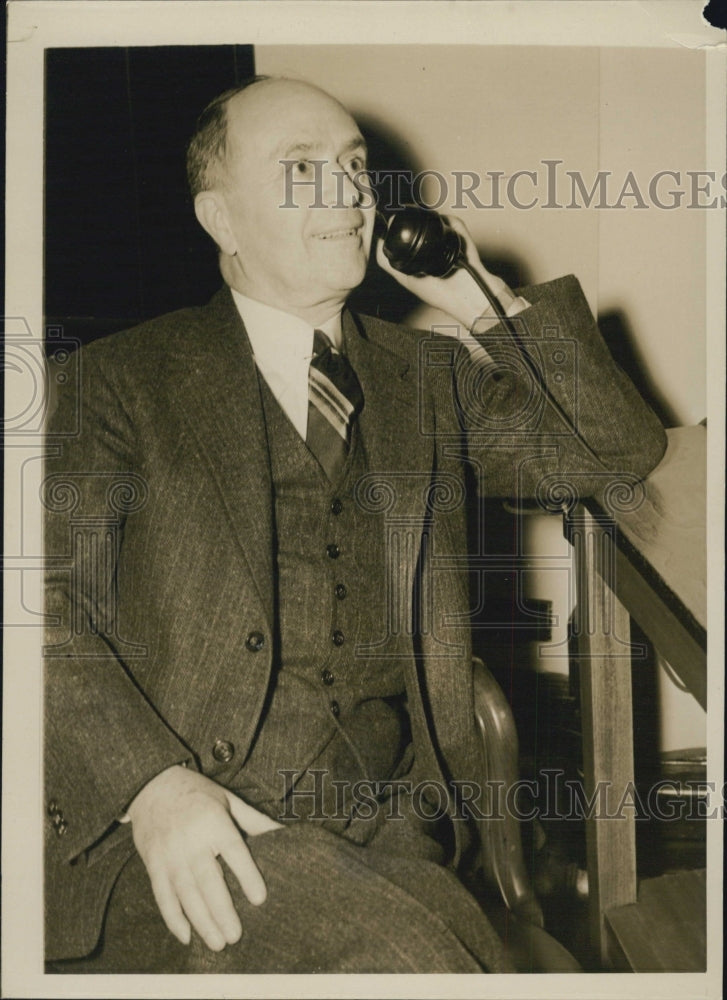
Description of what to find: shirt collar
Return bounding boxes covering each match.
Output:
[230,288,343,366]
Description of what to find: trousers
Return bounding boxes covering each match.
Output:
[50,813,511,974]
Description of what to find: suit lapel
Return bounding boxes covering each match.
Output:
[167,288,275,623]
[343,309,432,493]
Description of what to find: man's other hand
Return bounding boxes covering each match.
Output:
[127,764,282,951]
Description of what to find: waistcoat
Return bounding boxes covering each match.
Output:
[232,372,414,834]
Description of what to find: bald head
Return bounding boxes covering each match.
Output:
[187,77,357,198]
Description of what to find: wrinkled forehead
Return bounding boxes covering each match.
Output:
[224,80,364,172]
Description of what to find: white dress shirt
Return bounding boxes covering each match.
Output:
[231,289,342,441]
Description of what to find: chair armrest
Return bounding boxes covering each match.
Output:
[472,656,544,928]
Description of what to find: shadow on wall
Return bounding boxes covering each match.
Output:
[598,311,680,429]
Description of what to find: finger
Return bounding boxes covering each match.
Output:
[446,216,481,267]
[375,238,393,272]
[174,872,227,952]
[148,869,192,946]
[445,214,467,235]
[226,792,283,835]
[218,827,269,907]
[191,853,243,945]
[439,214,482,271]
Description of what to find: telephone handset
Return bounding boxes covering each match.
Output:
[377,204,608,473]
[377,206,464,279]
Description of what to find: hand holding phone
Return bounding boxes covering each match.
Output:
[375,207,515,329]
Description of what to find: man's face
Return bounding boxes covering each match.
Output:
[216,80,375,319]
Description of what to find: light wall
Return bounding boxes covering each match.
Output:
[257,44,706,422]
[256,44,707,748]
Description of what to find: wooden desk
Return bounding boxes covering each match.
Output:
[565,426,707,967]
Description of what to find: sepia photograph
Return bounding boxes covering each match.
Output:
[3,2,724,997]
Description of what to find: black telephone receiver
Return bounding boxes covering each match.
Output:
[377,205,464,278]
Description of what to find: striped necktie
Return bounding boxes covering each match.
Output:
[306,329,364,481]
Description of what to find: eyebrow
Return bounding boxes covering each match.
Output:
[341,135,368,157]
[278,135,368,161]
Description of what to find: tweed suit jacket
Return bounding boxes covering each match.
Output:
[43,275,667,960]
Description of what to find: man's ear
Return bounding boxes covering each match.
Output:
[194,190,237,256]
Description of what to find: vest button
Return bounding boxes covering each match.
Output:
[321,668,335,686]
[326,543,340,559]
[245,631,265,652]
[55,819,68,837]
[330,498,343,515]
[332,629,345,646]
[330,700,340,718]
[335,583,347,600]
[212,739,235,763]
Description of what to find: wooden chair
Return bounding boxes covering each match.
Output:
[472,656,582,972]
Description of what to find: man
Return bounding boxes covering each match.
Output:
[44,76,666,973]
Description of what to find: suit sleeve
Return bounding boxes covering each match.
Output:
[432,274,667,501]
[44,347,195,864]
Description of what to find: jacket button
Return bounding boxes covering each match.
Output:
[321,668,335,686]
[326,543,340,559]
[330,700,340,718]
[245,631,265,652]
[334,583,347,600]
[332,629,345,646]
[47,800,59,817]
[55,819,68,836]
[212,739,235,763]
[330,498,343,515]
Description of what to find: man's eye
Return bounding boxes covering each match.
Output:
[281,159,312,177]
[347,156,366,174]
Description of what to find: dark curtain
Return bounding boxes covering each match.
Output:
[44,45,255,346]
